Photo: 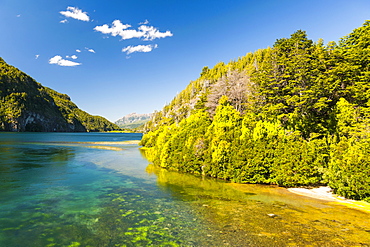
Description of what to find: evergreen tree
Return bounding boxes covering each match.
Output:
[141,20,370,201]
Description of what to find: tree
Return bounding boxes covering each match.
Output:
[204,96,241,179]
[206,70,253,115]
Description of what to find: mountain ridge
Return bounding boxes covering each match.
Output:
[115,112,152,129]
[0,57,121,132]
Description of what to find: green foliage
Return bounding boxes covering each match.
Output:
[143,20,370,200]
[337,20,370,105]
[327,138,370,200]
[335,98,360,137]
[142,97,327,187]
[0,58,120,132]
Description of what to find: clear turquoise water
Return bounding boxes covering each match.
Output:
[0,132,204,246]
[1,132,370,246]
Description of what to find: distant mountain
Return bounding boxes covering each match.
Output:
[115,113,152,129]
[0,57,121,132]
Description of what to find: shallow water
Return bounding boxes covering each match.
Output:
[0,132,369,246]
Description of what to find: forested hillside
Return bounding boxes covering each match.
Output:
[0,58,121,132]
[140,21,370,202]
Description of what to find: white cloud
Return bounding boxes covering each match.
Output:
[49,55,81,67]
[94,20,132,37]
[35,55,39,59]
[139,25,173,41]
[139,20,150,25]
[76,49,81,53]
[60,19,68,23]
[66,55,78,59]
[94,20,173,41]
[122,44,158,54]
[119,29,145,40]
[85,47,96,53]
[16,14,21,18]
[60,6,90,22]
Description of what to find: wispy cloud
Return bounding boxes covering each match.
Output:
[60,19,68,24]
[139,25,173,41]
[66,55,78,59]
[49,55,81,67]
[76,49,81,53]
[60,7,90,22]
[94,20,173,41]
[122,44,158,54]
[86,48,96,53]
[35,55,39,59]
[94,20,130,36]
[139,20,150,25]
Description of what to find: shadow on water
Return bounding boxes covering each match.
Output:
[0,145,75,193]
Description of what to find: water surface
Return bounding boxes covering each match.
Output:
[0,132,369,246]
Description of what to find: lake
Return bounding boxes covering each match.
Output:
[0,132,369,246]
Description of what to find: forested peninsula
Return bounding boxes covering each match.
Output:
[140,21,370,202]
[0,58,120,132]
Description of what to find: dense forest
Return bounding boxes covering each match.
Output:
[0,58,121,132]
[140,21,370,202]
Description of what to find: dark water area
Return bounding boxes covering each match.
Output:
[0,132,369,246]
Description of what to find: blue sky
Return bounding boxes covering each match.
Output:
[0,0,369,122]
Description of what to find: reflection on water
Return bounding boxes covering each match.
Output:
[0,132,369,246]
[147,165,370,246]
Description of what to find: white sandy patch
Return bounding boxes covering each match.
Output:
[288,186,370,213]
[288,186,337,201]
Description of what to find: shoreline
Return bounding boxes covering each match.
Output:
[287,187,337,201]
[287,186,370,213]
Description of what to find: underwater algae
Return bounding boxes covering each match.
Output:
[148,164,370,246]
[1,132,370,246]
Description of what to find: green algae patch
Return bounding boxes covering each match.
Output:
[331,197,370,214]
[2,132,370,246]
[147,164,370,246]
